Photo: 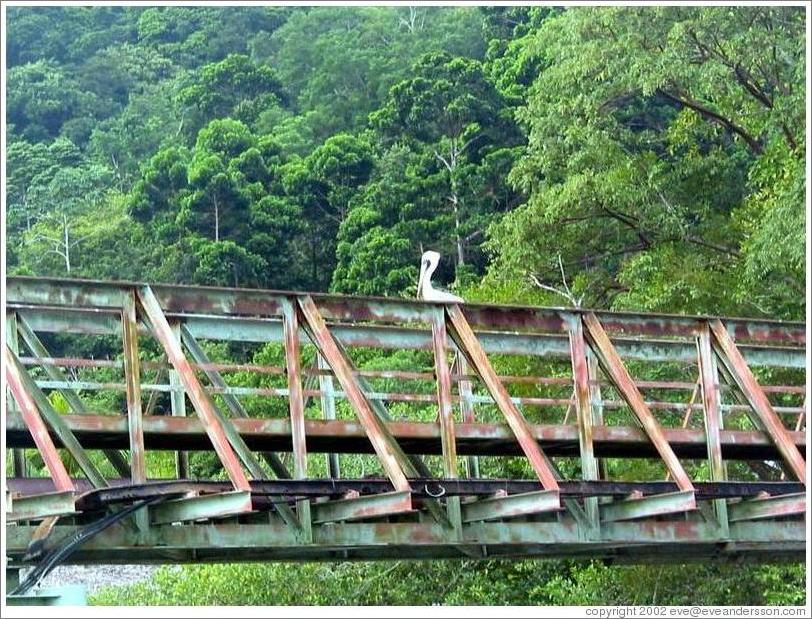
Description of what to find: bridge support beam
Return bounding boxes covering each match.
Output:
[16,314,130,477]
[180,324,291,480]
[709,319,806,485]
[3,276,804,566]
[697,325,729,534]
[445,304,560,497]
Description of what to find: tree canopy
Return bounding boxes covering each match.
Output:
[5,5,806,606]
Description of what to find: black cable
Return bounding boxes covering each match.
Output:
[10,494,174,596]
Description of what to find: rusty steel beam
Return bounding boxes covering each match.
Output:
[137,285,251,492]
[709,320,806,484]
[122,293,146,488]
[697,326,728,532]
[9,276,803,345]
[8,277,805,353]
[430,308,464,534]
[14,305,804,369]
[4,346,74,493]
[6,409,806,461]
[6,311,27,478]
[446,304,560,493]
[583,312,694,493]
[122,292,148,530]
[297,295,410,492]
[15,314,131,478]
[11,478,803,506]
[6,347,107,488]
[431,309,459,482]
[281,299,312,539]
[5,517,805,565]
[179,324,291,480]
[567,315,600,528]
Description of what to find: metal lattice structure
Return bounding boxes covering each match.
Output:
[3,276,807,565]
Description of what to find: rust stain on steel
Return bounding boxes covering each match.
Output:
[122,291,146,486]
[567,315,599,525]
[179,324,291,480]
[137,285,251,491]
[152,285,283,318]
[445,304,560,492]
[8,276,805,345]
[16,315,132,477]
[282,299,308,480]
[709,319,806,484]
[7,410,806,459]
[583,312,694,493]
[297,295,410,492]
[454,354,480,478]
[568,316,598,480]
[430,309,458,479]
[4,345,74,492]
[697,327,727,494]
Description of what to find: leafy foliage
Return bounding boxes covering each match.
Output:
[5,5,806,606]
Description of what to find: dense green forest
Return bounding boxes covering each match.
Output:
[5,5,806,606]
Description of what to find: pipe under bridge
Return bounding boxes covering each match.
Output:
[3,276,807,567]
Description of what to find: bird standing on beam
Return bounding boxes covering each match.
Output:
[417,250,464,303]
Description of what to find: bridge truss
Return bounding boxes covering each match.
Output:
[3,276,807,566]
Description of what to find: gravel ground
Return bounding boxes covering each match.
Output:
[26,564,161,596]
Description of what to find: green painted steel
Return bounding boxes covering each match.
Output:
[150,491,253,524]
[7,490,76,522]
[727,493,806,522]
[600,491,697,523]
[461,490,561,523]
[311,491,413,524]
[3,276,805,566]
[4,518,805,564]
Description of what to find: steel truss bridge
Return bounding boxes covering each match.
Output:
[2,276,807,570]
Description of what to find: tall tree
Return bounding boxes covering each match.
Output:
[488,6,805,318]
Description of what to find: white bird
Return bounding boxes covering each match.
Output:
[417,250,464,303]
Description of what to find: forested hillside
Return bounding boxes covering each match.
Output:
[5,5,806,605]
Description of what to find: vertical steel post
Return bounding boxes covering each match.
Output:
[169,323,189,479]
[586,351,607,482]
[697,325,729,534]
[317,354,340,479]
[431,308,462,535]
[567,315,599,529]
[6,312,26,477]
[122,291,147,530]
[282,299,312,541]
[453,353,479,478]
